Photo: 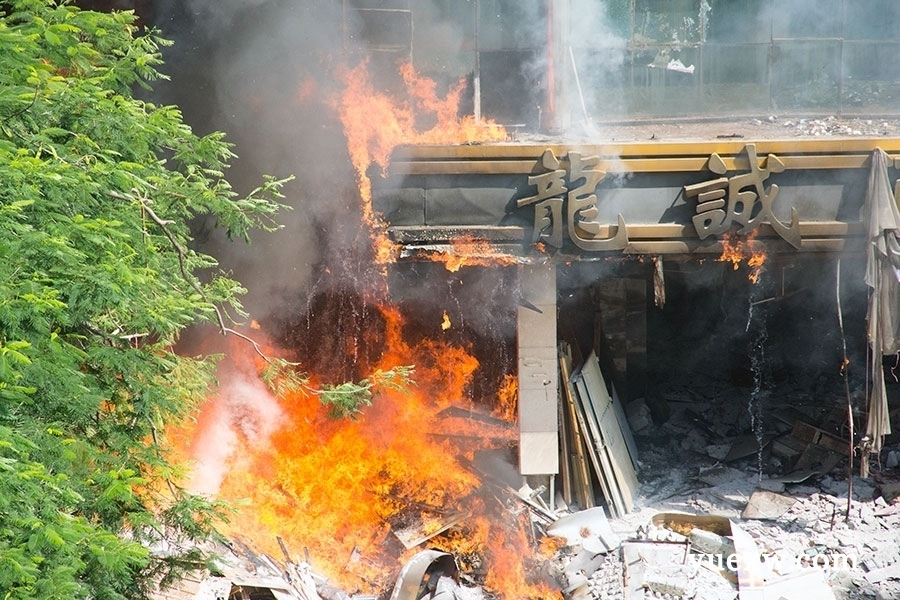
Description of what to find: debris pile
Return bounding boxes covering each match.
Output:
[767,116,900,137]
[153,343,900,600]
[583,115,900,144]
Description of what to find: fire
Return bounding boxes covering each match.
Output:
[435,236,519,272]
[495,374,518,424]
[333,61,508,265]
[167,296,546,594]
[717,232,767,283]
[169,306,554,596]
[170,308,521,592]
[169,62,558,598]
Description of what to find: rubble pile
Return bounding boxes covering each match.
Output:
[154,323,900,600]
[156,396,900,600]
[763,115,900,138]
[580,391,900,600]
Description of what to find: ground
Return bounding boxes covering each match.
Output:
[586,393,900,600]
[516,114,900,144]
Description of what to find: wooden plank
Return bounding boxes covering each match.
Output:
[591,221,864,239]
[557,382,574,507]
[559,347,595,510]
[622,238,854,255]
[387,138,900,175]
[388,225,527,243]
[791,420,847,454]
[387,156,735,175]
[573,375,624,516]
[388,222,864,248]
[580,353,639,514]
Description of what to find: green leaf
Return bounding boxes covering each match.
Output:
[42,29,61,45]
[0,1,294,596]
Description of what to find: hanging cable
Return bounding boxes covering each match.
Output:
[836,258,854,520]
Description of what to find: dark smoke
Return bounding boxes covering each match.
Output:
[144,1,522,392]
[149,0,373,326]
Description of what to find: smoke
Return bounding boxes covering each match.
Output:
[148,0,632,327]
[476,0,627,133]
[152,0,365,322]
[562,0,628,132]
[187,366,285,496]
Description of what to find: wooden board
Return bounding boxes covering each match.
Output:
[573,375,622,516]
[559,346,595,510]
[579,352,639,514]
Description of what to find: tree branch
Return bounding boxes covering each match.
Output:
[108,189,302,370]
[105,189,412,420]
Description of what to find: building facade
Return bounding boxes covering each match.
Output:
[358,0,900,482]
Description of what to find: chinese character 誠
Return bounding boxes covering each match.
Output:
[518,149,628,251]
[684,144,801,249]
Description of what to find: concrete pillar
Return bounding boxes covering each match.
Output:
[517,263,559,475]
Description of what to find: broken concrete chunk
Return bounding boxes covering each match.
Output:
[622,541,693,600]
[689,528,735,557]
[863,561,900,584]
[706,443,732,461]
[724,434,773,462]
[561,548,606,591]
[771,433,807,462]
[880,482,900,504]
[741,489,797,520]
[698,465,746,487]
[195,578,233,600]
[762,568,836,600]
[642,567,697,598]
[624,398,653,434]
[546,506,621,554]
[885,449,900,469]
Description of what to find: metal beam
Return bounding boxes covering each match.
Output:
[386,138,900,175]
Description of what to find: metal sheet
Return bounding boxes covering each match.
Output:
[388,550,457,600]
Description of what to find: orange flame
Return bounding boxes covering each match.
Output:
[717,232,766,283]
[171,310,528,591]
[435,236,519,273]
[170,309,554,596]
[333,61,508,265]
[170,62,560,598]
[495,374,518,424]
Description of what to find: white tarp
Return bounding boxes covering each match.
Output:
[863,147,899,454]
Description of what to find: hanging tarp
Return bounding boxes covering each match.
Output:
[863,147,899,455]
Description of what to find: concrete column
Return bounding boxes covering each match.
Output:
[517,263,559,475]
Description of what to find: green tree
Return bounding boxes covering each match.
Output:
[0,1,290,598]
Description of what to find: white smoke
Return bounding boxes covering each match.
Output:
[187,370,284,496]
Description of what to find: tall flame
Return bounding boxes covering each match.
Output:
[334,61,508,265]
[171,308,557,597]
[170,62,561,598]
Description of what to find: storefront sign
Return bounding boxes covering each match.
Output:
[521,143,801,251]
